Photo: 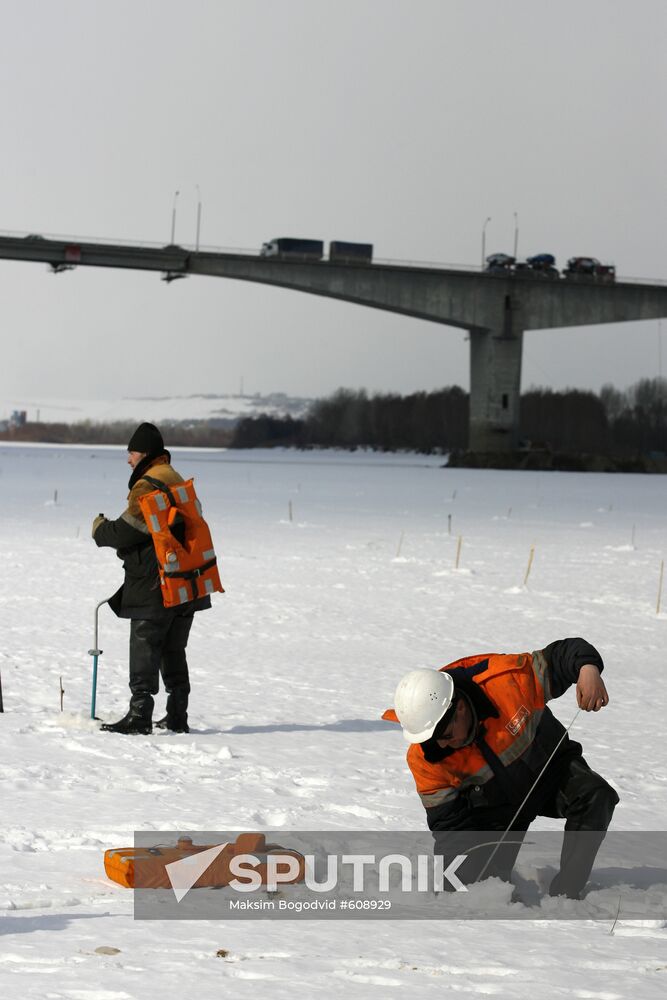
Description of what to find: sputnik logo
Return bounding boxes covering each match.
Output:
[166,843,228,902]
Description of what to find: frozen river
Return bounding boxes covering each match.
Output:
[1,444,666,998]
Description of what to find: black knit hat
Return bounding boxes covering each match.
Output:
[127,422,164,455]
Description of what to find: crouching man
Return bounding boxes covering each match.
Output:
[385,638,618,899]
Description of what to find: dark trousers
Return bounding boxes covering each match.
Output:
[436,756,619,898]
[128,612,194,723]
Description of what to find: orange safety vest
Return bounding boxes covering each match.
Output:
[384,651,551,810]
[137,476,224,608]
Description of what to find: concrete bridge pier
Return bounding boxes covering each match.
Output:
[468,295,524,451]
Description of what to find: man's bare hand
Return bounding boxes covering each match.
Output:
[576,664,609,711]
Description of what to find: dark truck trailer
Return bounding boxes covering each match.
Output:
[329,241,373,263]
[260,238,324,259]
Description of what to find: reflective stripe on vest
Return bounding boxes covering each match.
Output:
[419,786,461,809]
[418,761,495,809]
[530,647,552,701]
[137,477,225,609]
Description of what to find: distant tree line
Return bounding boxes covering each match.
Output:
[231,378,667,457]
[232,388,469,452]
[521,379,667,456]
[0,420,233,448]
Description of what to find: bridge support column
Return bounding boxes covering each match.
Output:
[468,322,523,452]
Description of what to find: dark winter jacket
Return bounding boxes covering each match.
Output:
[409,638,604,833]
[93,454,211,619]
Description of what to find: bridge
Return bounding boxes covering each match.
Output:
[1,232,666,451]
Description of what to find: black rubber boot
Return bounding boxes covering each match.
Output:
[100,694,153,735]
[159,615,193,733]
[104,619,163,734]
[154,712,189,734]
[548,757,619,899]
[154,686,190,733]
[100,710,153,736]
[101,714,152,735]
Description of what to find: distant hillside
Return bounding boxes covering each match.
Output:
[0,392,313,428]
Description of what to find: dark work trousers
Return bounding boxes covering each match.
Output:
[435,756,619,898]
[128,612,194,723]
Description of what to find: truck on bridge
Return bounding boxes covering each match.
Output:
[329,240,373,263]
[260,238,373,263]
[260,238,324,260]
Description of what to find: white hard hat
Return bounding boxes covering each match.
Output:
[394,669,455,744]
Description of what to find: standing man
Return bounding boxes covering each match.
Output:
[92,422,211,735]
[385,638,619,898]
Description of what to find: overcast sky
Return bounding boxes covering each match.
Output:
[1,0,665,407]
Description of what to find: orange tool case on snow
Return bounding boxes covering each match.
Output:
[104,833,305,889]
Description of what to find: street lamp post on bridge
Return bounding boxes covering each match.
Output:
[481,217,491,269]
[170,190,180,244]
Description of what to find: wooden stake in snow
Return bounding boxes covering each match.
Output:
[59,676,65,712]
[609,894,622,935]
[524,546,535,587]
[288,500,293,523]
[0,667,4,713]
[396,531,405,558]
[447,513,452,536]
[455,535,463,569]
[507,507,512,519]
[631,523,636,548]
[53,489,58,505]
[657,560,664,615]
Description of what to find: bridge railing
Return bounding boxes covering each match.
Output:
[0,229,664,285]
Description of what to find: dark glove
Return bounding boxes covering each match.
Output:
[92,513,107,538]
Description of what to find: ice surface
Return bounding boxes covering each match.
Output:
[1,445,666,998]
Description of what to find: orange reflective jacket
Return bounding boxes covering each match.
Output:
[137,476,224,608]
[385,651,552,810]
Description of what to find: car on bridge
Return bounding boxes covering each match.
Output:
[515,253,560,278]
[564,257,616,282]
[485,252,515,273]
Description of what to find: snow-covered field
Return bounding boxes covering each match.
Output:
[1,444,666,998]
